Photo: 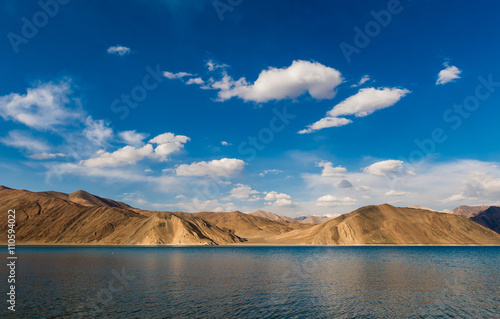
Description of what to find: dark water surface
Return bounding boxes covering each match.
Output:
[2,246,499,318]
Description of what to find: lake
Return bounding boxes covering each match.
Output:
[3,246,499,318]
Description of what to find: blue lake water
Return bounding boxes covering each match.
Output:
[2,246,499,318]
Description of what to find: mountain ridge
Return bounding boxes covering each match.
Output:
[1,185,499,245]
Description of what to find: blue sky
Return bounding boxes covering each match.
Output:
[1,0,500,216]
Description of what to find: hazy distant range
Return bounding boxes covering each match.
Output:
[1,185,499,246]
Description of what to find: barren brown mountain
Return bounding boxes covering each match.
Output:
[191,211,312,243]
[448,205,490,218]
[2,185,500,245]
[0,186,243,245]
[296,215,333,224]
[248,210,298,223]
[268,204,500,245]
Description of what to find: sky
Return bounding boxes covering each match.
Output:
[1,0,500,216]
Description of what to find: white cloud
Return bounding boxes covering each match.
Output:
[316,195,357,207]
[0,80,83,131]
[80,132,189,167]
[81,144,154,168]
[298,117,352,134]
[363,160,414,177]
[327,87,410,117]
[436,63,461,85]
[167,60,343,103]
[385,190,410,196]
[28,152,65,160]
[186,77,204,85]
[441,169,500,204]
[83,117,113,146]
[258,169,282,177]
[228,184,260,201]
[0,130,50,153]
[441,194,465,204]
[299,87,410,134]
[176,158,245,177]
[107,45,131,56]
[206,60,228,72]
[119,130,149,147]
[264,191,294,206]
[317,161,347,177]
[163,71,193,79]
[221,141,231,146]
[149,132,190,161]
[213,60,343,102]
[351,75,371,87]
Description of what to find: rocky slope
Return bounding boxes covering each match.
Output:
[192,211,312,243]
[0,186,243,245]
[248,210,298,223]
[267,204,500,245]
[470,206,500,234]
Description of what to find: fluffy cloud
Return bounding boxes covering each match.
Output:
[264,191,294,206]
[165,60,343,103]
[228,184,260,201]
[442,168,500,204]
[0,80,83,131]
[79,132,188,167]
[0,130,50,153]
[316,195,357,207]
[214,60,343,102]
[176,158,245,177]
[221,141,231,146]
[81,144,153,167]
[149,132,190,161]
[119,130,149,147]
[107,45,131,56]
[186,77,204,85]
[299,87,410,133]
[83,117,113,146]
[441,194,465,204]
[317,161,347,177]
[436,63,461,85]
[363,160,414,177]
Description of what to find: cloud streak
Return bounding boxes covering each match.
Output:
[299,87,410,133]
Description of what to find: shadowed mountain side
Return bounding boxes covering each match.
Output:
[471,206,500,234]
[267,204,500,245]
[0,187,243,245]
[191,211,314,243]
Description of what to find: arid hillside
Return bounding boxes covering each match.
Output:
[267,204,500,245]
[2,186,500,245]
[0,186,243,245]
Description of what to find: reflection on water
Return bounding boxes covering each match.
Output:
[3,246,499,318]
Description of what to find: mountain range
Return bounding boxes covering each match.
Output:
[1,185,499,245]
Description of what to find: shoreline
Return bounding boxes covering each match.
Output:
[4,243,500,247]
